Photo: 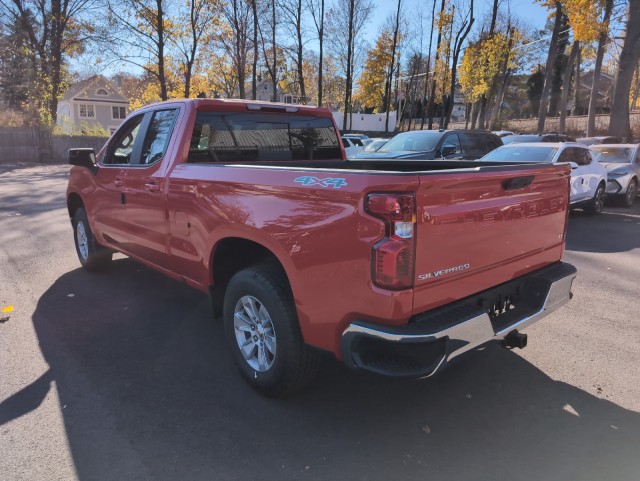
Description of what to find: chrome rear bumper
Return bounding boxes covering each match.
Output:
[341,262,577,377]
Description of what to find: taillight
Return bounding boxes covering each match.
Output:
[365,193,416,289]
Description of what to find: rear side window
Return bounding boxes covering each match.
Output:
[557,148,576,163]
[460,133,488,157]
[188,112,341,163]
[485,135,503,151]
[575,148,593,166]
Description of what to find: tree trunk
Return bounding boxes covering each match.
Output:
[478,96,487,130]
[270,0,277,102]
[385,0,402,132]
[295,0,306,102]
[427,0,446,130]
[586,0,613,136]
[609,0,640,140]
[558,40,579,133]
[471,101,479,129]
[420,0,438,129]
[444,0,474,129]
[631,60,640,111]
[537,2,563,133]
[343,0,355,131]
[252,0,258,100]
[317,0,324,106]
[573,46,581,115]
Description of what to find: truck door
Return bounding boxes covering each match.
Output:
[123,108,179,268]
[92,114,146,247]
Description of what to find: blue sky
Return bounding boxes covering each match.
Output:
[371,0,550,40]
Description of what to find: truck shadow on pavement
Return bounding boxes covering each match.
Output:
[24,258,640,481]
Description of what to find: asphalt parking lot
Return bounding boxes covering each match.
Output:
[1,164,639,481]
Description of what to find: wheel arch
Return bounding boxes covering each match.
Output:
[208,237,294,318]
[67,192,84,220]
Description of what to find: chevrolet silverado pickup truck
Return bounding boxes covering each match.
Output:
[66,99,577,396]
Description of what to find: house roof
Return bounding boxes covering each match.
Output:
[61,75,128,103]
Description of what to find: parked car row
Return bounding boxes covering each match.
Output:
[342,128,638,212]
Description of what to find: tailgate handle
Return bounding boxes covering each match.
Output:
[502,176,534,190]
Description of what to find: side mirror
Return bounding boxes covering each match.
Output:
[69,148,97,174]
[568,161,579,170]
[441,145,457,158]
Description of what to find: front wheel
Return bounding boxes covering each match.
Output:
[585,184,605,215]
[72,208,112,271]
[622,179,637,207]
[223,265,320,396]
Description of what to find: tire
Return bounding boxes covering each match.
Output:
[223,265,320,396]
[584,183,605,215]
[622,179,637,208]
[72,208,112,271]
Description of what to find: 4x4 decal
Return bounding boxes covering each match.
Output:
[294,176,348,189]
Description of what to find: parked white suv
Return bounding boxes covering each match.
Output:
[480,142,608,214]
[341,136,365,159]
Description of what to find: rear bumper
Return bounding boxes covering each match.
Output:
[341,262,577,377]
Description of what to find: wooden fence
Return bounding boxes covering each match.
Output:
[0,128,107,164]
[444,113,640,137]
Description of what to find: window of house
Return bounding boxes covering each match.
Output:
[112,106,127,119]
[96,88,108,95]
[79,104,95,118]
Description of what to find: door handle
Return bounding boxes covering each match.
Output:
[114,178,123,187]
[144,182,160,192]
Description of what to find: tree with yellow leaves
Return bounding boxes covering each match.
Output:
[354,30,394,112]
[459,20,519,129]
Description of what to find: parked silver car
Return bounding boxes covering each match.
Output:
[590,144,639,207]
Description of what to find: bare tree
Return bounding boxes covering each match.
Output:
[426,0,446,130]
[257,0,279,102]
[107,0,171,100]
[251,0,259,100]
[384,0,403,132]
[444,0,474,128]
[325,0,374,131]
[221,0,252,99]
[281,0,307,103]
[420,0,437,129]
[170,0,220,98]
[308,0,325,106]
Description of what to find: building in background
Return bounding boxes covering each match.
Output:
[56,75,129,134]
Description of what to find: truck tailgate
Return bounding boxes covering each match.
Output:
[412,165,570,314]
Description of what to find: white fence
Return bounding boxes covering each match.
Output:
[332,111,398,132]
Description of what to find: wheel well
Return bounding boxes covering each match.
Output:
[209,238,289,316]
[67,193,84,220]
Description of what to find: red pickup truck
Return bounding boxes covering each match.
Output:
[66,99,576,395]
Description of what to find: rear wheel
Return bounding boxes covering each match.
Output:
[72,208,112,271]
[223,265,320,396]
[585,184,605,215]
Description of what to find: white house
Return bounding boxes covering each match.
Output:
[57,75,129,134]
